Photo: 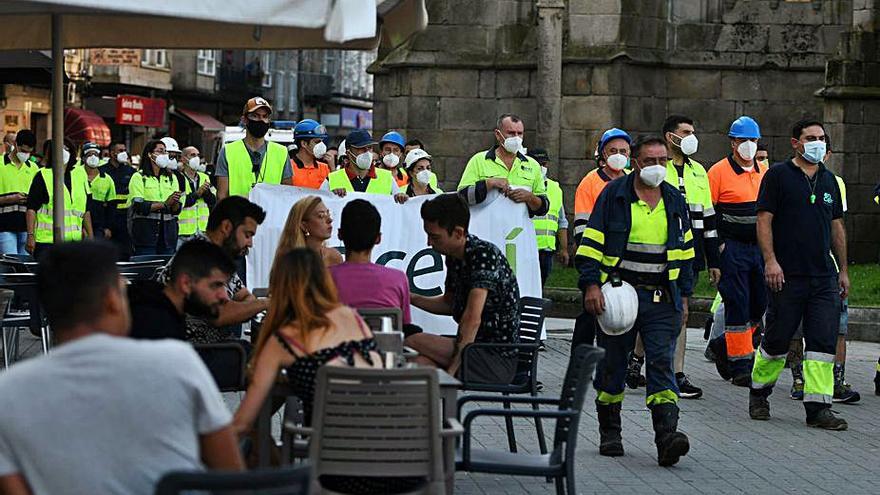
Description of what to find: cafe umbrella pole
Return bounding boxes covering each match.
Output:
[51,13,65,244]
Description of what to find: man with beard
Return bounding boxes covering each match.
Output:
[129,240,237,340]
[152,196,268,342]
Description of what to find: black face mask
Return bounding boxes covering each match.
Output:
[246,119,270,138]
[184,291,220,319]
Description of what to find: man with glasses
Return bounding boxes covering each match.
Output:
[216,97,293,200]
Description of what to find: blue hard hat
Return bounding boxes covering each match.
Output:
[294,119,328,140]
[728,116,761,139]
[346,129,376,149]
[379,131,406,149]
[597,128,632,156]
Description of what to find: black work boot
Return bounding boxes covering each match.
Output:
[596,402,624,457]
[650,403,689,467]
[708,337,732,381]
[749,393,770,420]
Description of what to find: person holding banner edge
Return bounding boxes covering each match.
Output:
[321,129,408,204]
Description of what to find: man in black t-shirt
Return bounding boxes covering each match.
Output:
[750,119,849,430]
[406,193,520,384]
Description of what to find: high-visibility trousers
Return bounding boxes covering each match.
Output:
[751,276,838,415]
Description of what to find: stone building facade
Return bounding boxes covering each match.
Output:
[372,0,880,262]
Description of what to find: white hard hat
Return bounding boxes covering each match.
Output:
[404,148,432,168]
[160,136,181,153]
[597,281,638,336]
[338,139,346,156]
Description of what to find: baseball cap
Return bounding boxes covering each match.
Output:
[242,97,273,116]
[346,129,376,149]
[81,142,101,155]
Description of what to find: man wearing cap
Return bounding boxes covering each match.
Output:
[82,142,116,240]
[100,141,135,259]
[403,149,442,197]
[706,116,768,387]
[216,97,293,200]
[458,113,549,216]
[528,148,568,285]
[321,130,408,203]
[0,130,39,254]
[571,128,631,352]
[291,120,331,190]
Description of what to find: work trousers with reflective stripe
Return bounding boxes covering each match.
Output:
[594,288,681,407]
[751,275,838,416]
[712,239,767,376]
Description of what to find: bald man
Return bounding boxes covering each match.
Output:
[178,146,216,246]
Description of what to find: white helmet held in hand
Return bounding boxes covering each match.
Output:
[597,280,638,336]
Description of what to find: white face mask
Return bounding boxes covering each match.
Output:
[415,169,432,186]
[62,149,70,165]
[312,142,327,159]
[355,152,373,170]
[737,140,758,161]
[15,151,30,163]
[639,164,667,188]
[85,155,101,168]
[606,153,628,171]
[502,135,523,154]
[155,154,174,169]
[116,151,129,163]
[678,134,699,156]
[188,156,206,172]
[382,153,400,168]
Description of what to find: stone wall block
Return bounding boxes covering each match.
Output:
[720,71,761,101]
[479,70,497,98]
[859,101,880,124]
[715,23,770,53]
[496,70,531,98]
[693,134,732,167]
[858,151,880,185]
[666,70,721,99]
[385,97,410,129]
[558,159,594,187]
[569,0,621,16]
[621,65,667,97]
[674,24,724,52]
[569,14,621,46]
[768,25,821,55]
[562,64,592,96]
[406,97,441,130]
[621,96,667,134]
[560,129,589,160]
[561,95,620,130]
[410,68,479,97]
[667,98,736,133]
[439,98,497,130]
[499,98,538,130]
[589,64,619,95]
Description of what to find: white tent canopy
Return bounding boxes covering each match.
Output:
[0,0,427,49]
[0,0,427,242]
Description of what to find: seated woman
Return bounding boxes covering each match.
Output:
[403,149,442,197]
[273,195,342,269]
[234,248,421,494]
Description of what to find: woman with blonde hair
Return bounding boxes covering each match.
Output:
[273,195,343,269]
[234,247,380,431]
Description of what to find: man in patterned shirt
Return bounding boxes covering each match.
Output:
[406,193,520,384]
[154,196,268,342]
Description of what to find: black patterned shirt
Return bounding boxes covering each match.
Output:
[445,234,520,345]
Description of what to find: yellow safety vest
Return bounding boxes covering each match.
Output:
[179,171,211,236]
[224,140,287,197]
[327,168,394,195]
[88,172,116,203]
[533,179,563,251]
[0,156,39,216]
[34,168,88,243]
[127,171,183,221]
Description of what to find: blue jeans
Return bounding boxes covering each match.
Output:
[0,232,28,255]
[539,250,554,286]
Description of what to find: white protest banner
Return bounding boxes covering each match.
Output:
[246,184,542,335]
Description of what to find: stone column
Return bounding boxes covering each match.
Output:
[536,0,564,165]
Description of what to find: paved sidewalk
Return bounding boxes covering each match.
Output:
[5,326,879,494]
[457,327,880,494]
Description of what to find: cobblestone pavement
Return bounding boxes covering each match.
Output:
[6,326,880,494]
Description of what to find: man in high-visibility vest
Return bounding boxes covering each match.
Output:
[577,135,694,466]
[0,129,39,254]
[571,128,631,352]
[321,129,408,203]
[290,119,332,190]
[178,145,216,247]
[527,148,568,285]
[457,113,549,217]
[99,141,135,260]
[706,116,767,387]
[216,97,292,200]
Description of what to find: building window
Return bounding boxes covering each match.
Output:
[141,49,168,69]
[197,50,216,76]
[261,52,273,88]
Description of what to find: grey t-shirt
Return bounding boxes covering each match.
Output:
[215,140,293,180]
[0,334,231,495]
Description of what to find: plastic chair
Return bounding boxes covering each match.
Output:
[193,341,248,392]
[456,344,605,495]
[459,296,551,454]
[154,465,310,495]
[130,254,174,263]
[356,307,403,333]
[116,260,165,281]
[286,366,463,495]
[0,289,16,368]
